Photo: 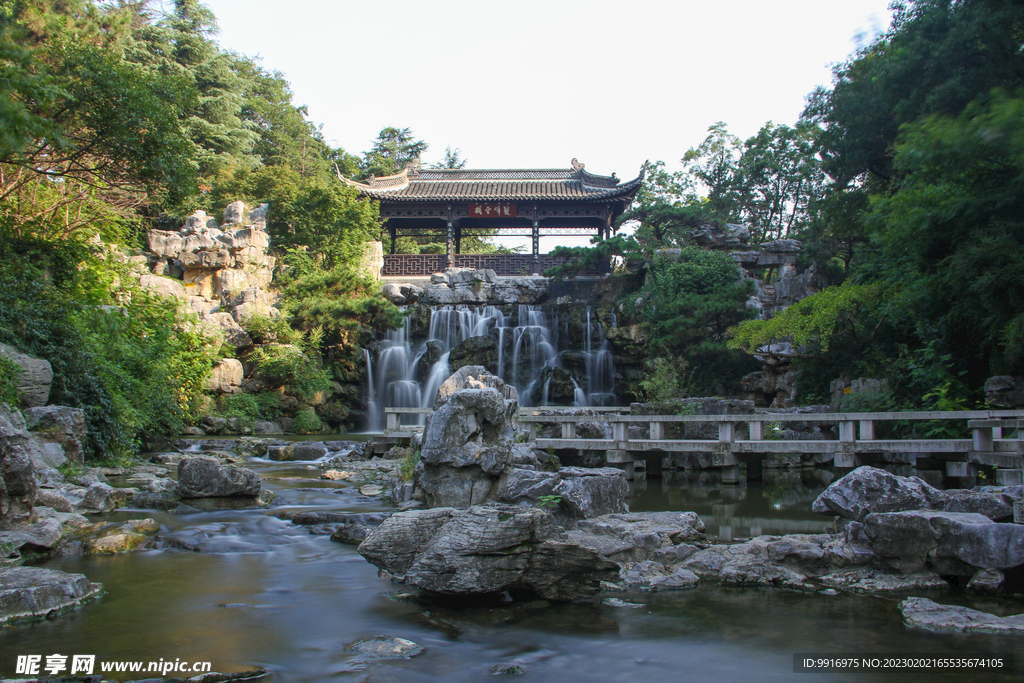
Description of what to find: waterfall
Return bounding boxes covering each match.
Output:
[364,304,617,430]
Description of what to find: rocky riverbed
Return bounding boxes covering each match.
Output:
[3,380,1024,680]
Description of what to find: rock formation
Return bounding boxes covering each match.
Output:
[414,367,519,507]
[0,567,102,625]
[176,456,261,498]
[0,343,52,408]
[812,466,1023,589]
[358,505,620,600]
[140,201,276,366]
[407,268,548,306]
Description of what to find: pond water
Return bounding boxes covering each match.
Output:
[2,460,1021,682]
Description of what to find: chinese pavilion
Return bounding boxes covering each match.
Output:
[343,159,644,277]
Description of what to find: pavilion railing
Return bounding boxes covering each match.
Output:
[382,253,606,277]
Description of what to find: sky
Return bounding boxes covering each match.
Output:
[196,0,894,249]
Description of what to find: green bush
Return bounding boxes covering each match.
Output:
[0,246,215,461]
[0,355,20,406]
[399,449,420,482]
[247,344,331,399]
[243,314,303,346]
[639,357,689,401]
[290,406,322,434]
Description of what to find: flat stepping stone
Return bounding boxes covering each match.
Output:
[0,566,102,625]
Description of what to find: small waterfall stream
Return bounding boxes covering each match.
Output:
[364,304,617,431]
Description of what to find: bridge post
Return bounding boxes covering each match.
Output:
[561,422,576,439]
[386,412,399,432]
[839,421,856,443]
[749,421,763,441]
[859,420,875,441]
[996,469,1023,486]
[973,426,994,452]
[650,421,664,440]
[718,422,735,443]
[946,461,973,477]
[613,420,627,446]
[834,451,857,468]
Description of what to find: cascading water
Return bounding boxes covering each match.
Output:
[583,307,617,406]
[363,304,617,431]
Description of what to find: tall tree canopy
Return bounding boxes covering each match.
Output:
[732,0,1024,403]
[360,126,428,179]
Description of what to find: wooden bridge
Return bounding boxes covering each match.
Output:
[382,407,1024,485]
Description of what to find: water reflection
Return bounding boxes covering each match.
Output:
[629,469,836,539]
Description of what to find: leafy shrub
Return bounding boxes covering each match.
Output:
[247,344,331,399]
[0,245,215,461]
[639,357,689,401]
[243,314,303,346]
[290,406,322,434]
[0,355,20,406]
[218,393,261,421]
[399,449,420,482]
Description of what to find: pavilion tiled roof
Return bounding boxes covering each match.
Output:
[343,159,644,203]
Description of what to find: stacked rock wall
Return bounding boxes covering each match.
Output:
[143,201,277,360]
[138,201,281,400]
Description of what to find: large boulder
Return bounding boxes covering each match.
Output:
[862,509,1024,574]
[358,505,619,600]
[813,466,1015,521]
[22,406,87,465]
[431,365,516,409]
[381,283,424,305]
[176,457,261,498]
[0,344,52,408]
[570,511,705,563]
[497,466,628,519]
[139,273,188,299]
[900,597,1024,634]
[206,358,244,394]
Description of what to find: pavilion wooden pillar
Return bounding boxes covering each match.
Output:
[446,204,455,269]
[454,222,462,255]
[388,224,397,254]
[531,205,540,275]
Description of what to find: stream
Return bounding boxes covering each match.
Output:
[1,458,1022,682]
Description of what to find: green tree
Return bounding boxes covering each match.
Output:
[432,145,467,169]
[732,122,827,241]
[680,121,741,220]
[360,126,427,178]
[868,91,1024,380]
[625,247,757,394]
[163,0,257,178]
[0,0,197,238]
[803,0,1024,188]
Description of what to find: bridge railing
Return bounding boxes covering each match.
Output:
[382,406,1024,483]
[518,409,1024,450]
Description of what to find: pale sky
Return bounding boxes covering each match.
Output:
[198,0,894,249]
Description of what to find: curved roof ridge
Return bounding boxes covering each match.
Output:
[343,161,644,203]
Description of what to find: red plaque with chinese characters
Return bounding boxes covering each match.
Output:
[468,203,517,218]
